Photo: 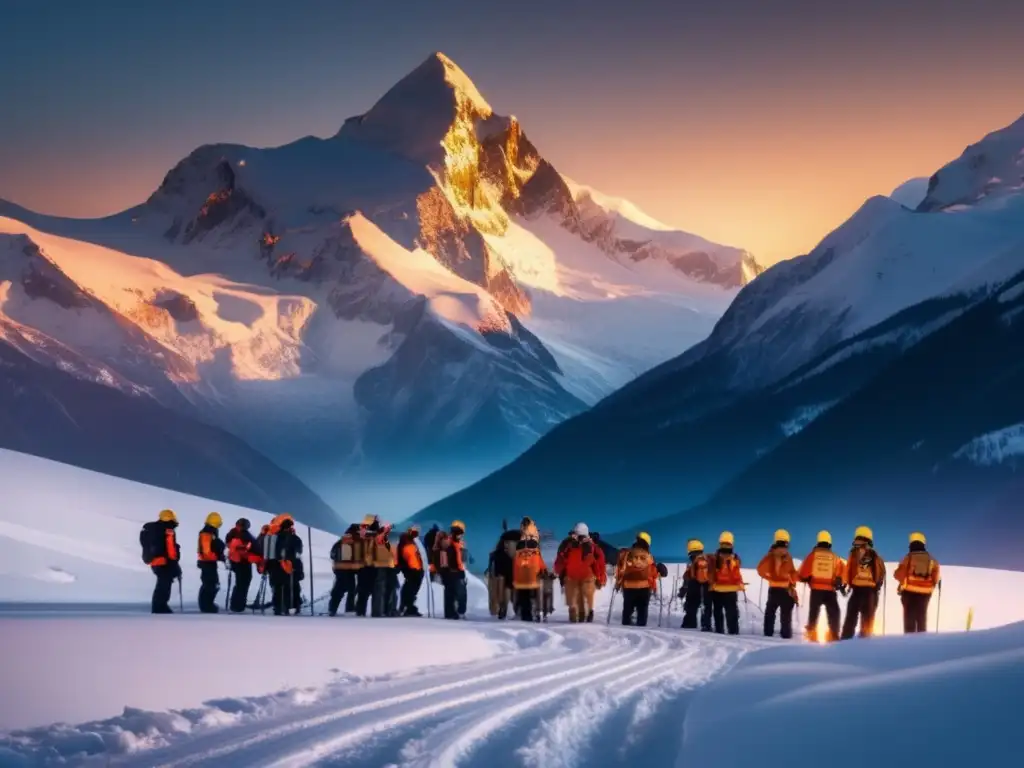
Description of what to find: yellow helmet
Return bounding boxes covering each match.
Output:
[854,525,873,541]
[362,514,377,526]
[451,520,465,531]
[158,509,177,523]
[909,531,926,545]
[773,529,791,544]
[687,539,704,554]
[719,531,735,546]
[817,530,832,546]
[638,531,652,546]
[205,512,223,528]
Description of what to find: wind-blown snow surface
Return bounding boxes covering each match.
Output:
[681,621,1024,767]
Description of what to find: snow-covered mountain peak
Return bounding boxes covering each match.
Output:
[919,112,1024,212]
[336,52,496,166]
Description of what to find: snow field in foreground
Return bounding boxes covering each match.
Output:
[0,621,763,767]
[681,620,1024,768]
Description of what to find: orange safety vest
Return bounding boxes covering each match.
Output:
[710,552,744,592]
[197,531,219,562]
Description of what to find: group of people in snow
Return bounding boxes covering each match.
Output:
[141,510,942,639]
[140,510,305,615]
[679,526,942,640]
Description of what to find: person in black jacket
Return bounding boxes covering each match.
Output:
[146,509,181,614]
[196,512,226,613]
[272,518,304,615]
[491,526,522,619]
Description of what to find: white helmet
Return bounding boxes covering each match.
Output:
[573,522,589,537]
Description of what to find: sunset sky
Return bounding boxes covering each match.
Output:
[2,0,1023,264]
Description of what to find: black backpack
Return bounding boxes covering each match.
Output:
[139,521,163,564]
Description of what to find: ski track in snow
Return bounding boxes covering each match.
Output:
[105,623,763,768]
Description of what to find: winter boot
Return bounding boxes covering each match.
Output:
[586,610,594,623]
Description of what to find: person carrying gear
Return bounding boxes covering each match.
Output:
[396,525,424,617]
[141,509,181,614]
[225,518,257,613]
[680,539,713,631]
[196,512,226,613]
[433,521,468,619]
[489,524,522,619]
[355,515,380,616]
[512,538,547,621]
[797,530,846,642]
[756,529,799,639]
[894,532,941,633]
[841,525,886,639]
[708,531,744,635]
[328,524,364,616]
[554,522,607,623]
[266,515,303,615]
[615,532,660,626]
[367,522,398,617]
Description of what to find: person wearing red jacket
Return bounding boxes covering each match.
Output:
[225,518,257,613]
[554,522,607,622]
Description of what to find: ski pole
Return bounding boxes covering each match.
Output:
[758,578,764,614]
[881,579,887,636]
[743,590,752,635]
[308,526,315,616]
[935,580,942,633]
[225,565,232,612]
[177,576,184,613]
[657,577,664,627]
[606,586,618,624]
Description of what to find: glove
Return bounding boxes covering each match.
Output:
[677,587,686,600]
[801,576,811,584]
[558,574,565,587]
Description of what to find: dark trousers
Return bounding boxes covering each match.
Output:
[764,586,795,638]
[516,588,539,622]
[807,590,841,640]
[400,569,424,615]
[371,567,393,617]
[387,568,399,616]
[842,586,879,639]
[356,567,376,616]
[902,591,931,633]
[151,564,178,613]
[712,591,740,635]
[442,572,467,619]
[229,562,252,613]
[681,583,712,630]
[328,570,357,615]
[621,587,651,626]
[198,562,220,613]
[269,565,300,615]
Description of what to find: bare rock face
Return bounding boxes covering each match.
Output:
[14,239,92,310]
[153,291,199,323]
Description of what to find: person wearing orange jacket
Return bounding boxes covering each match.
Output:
[197,512,226,613]
[894,532,941,633]
[397,525,425,617]
[708,532,744,635]
[756,529,799,639]
[142,509,181,614]
[615,532,661,626]
[225,518,257,613]
[512,538,547,621]
[841,525,886,639]
[679,539,712,631]
[797,530,847,642]
[328,524,364,616]
[554,522,606,623]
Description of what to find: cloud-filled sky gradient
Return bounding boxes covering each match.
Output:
[2,0,1023,263]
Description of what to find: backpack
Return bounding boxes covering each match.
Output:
[714,553,743,586]
[431,531,451,571]
[850,546,879,587]
[622,547,653,581]
[514,549,542,585]
[503,536,519,561]
[908,552,934,582]
[811,550,834,582]
[139,522,163,564]
[689,555,710,584]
